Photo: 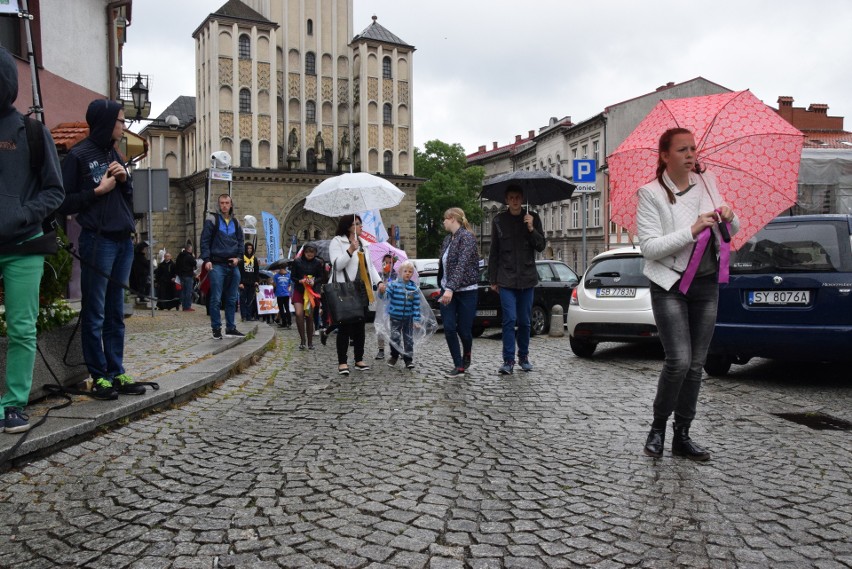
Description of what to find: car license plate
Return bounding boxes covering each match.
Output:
[476,309,498,317]
[748,290,810,305]
[596,287,636,298]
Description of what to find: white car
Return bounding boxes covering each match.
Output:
[567,247,658,357]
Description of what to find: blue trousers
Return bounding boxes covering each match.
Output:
[440,289,477,369]
[78,230,133,380]
[208,263,240,331]
[499,287,534,363]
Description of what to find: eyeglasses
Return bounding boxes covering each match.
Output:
[116,118,127,125]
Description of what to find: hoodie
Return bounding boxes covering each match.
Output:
[59,98,134,238]
[0,48,65,247]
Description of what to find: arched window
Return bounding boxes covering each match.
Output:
[382,56,392,79]
[238,34,251,59]
[306,19,313,35]
[383,103,392,124]
[305,52,316,75]
[383,151,393,175]
[306,100,316,123]
[239,89,251,113]
[240,140,251,167]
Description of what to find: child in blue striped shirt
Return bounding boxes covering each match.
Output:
[382,260,420,369]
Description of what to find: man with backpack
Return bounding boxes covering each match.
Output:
[200,194,245,340]
[59,97,144,400]
[0,48,65,433]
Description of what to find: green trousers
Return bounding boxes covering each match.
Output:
[0,252,44,412]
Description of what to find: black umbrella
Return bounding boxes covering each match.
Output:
[480,170,576,208]
[266,258,290,271]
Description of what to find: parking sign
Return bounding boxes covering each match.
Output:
[573,159,596,193]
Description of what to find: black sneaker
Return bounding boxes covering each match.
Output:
[463,353,471,370]
[387,356,398,367]
[405,361,415,369]
[3,407,30,434]
[225,328,244,338]
[212,328,223,340]
[375,349,385,360]
[114,373,146,395]
[354,363,371,371]
[498,361,514,375]
[91,377,118,400]
[320,329,328,346]
[445,367,465,377]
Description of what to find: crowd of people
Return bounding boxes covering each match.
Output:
[0,60,734,462]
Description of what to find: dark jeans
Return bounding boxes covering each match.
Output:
[336,319,366,365]
[277,296,291,326]
[440,289,477,369]
[208,263,240,332]
[78,230,133,380]
[499,287,534,363]
[240,285,257,320]
[389,317,414,363]
[650,274,719,424]
[180,275,194,309]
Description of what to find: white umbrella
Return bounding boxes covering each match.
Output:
[304,172,404,217]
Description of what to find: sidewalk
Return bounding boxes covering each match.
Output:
[0,308,276,466]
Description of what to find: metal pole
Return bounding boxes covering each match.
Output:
[581,193,587,274]
[19,0,43,123]
[147,168,155,317]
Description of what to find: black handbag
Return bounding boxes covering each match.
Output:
[322,260,367,325]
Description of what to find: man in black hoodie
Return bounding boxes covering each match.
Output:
[0,48,65,433]
[60,99,144,400]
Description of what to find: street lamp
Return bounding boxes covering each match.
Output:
[129,73,148,122]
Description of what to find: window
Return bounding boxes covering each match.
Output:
[238,35,251,59]
[305,52,316,75]
[239,89,251,113]
[382,56,392,79]
[0,17,22,57]
[581,144,588,158]
[240,140,251,167]
[550,207,555,231]
[592,197,601,227]
[593,140,600,163]
[572,200,579,228]
[383,103,392,124]
[306,101,316,123]
[307,19,313,35]
[383,151,393,175]
[571,148,577,160]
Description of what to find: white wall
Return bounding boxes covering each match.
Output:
[40,0,110,94]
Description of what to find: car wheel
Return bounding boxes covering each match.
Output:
[703,354,732,377]
[569,336,596,358]
[471,326,485,338]
[531,305,548,336]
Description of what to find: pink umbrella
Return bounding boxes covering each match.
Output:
[608,90,804,249]
[367,241,416,282]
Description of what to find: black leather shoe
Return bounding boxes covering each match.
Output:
[672,426,711,461]
[643,427,665,458]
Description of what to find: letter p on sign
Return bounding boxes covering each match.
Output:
[573,159,596,183]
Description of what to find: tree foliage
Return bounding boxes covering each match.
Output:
[414,140,484,257]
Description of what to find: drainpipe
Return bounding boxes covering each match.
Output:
[107,1,132,100]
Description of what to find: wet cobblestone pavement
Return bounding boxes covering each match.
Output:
[1,325,850,568]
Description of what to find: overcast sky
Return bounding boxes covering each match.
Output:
[123,0,852,154]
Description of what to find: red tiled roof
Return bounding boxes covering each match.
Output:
[50,122,89,153]
[801,130,852,149]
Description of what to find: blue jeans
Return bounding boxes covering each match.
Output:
[499,287,534,363]
[389,317,414,362]
[650,274,719,424]
[78,230,133,380]
[180,275,194,309]
[208,263,240,331]
[440,289,477,369]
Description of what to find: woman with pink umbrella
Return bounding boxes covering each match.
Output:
[638,128,740,462]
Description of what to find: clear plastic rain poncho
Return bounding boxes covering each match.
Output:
[373,278,439,360]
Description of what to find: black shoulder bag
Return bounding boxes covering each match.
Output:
[321,259,367,325]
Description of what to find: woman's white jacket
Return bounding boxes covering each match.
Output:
[328,235,381,288]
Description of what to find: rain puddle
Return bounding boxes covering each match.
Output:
[772,412,852,431]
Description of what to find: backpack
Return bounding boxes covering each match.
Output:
[24,115,59,235]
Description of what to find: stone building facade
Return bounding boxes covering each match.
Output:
[136,0,419,261]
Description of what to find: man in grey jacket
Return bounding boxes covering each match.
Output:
[0,48,65,433]
[488,185,545,375]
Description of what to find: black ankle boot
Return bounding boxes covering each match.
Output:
[672,424,711,461]
[643,419,666,458]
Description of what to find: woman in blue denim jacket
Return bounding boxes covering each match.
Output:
[437,207,480,377]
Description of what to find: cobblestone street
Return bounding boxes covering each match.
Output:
[1,325,850,569]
